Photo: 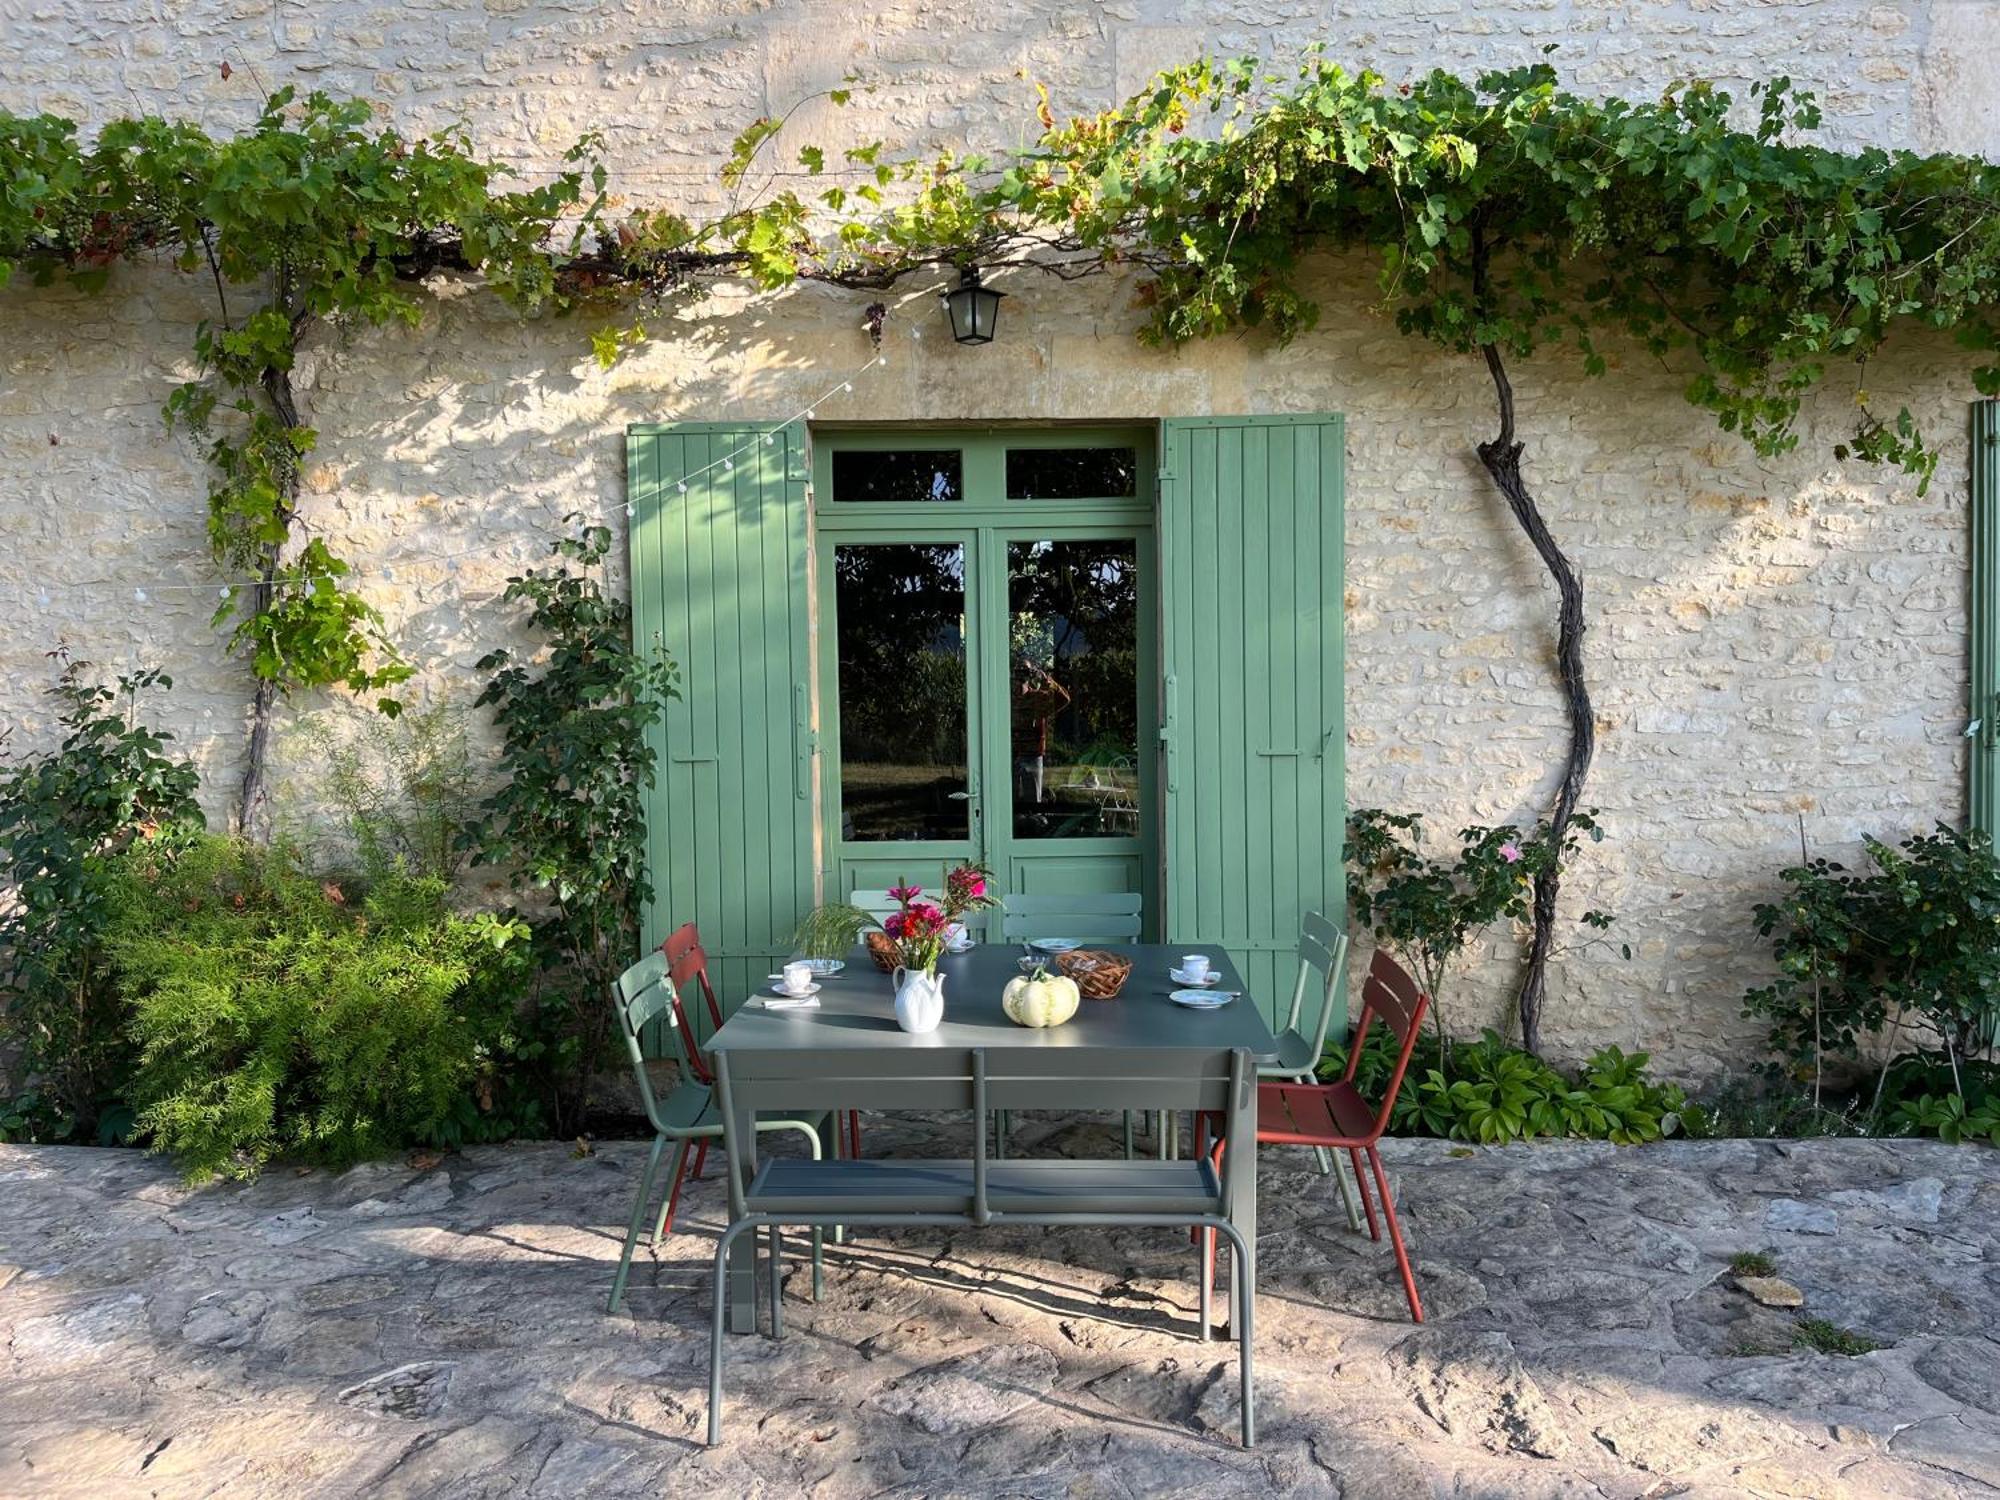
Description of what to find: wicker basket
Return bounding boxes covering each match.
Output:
[863,930,899,972]
[1056,948,1132,999]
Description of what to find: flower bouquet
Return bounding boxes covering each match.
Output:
[794,862,1000,972]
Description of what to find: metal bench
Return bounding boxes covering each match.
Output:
[705,1044,1258,1447]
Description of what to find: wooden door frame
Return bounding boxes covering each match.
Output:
[809,425,1160,928]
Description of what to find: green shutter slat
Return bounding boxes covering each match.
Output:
[1973,400,2000,842]
[1160,415,1347,1032]
[628,422,814,1054]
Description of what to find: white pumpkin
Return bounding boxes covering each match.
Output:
[1002,966,1081,1028]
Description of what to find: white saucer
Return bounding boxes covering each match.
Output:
[769,981,822,998]
[1169,968,1218,987]
[1169,988,1234,1009]
[802,958,846,976]
[945,941,975,955]
[1029,937,1080,954]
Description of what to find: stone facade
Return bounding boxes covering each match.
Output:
[3,1,1997,1073]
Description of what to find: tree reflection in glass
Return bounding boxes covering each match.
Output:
[1009,539,1139,839]
[834,543,969,842]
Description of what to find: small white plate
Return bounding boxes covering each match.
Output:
[803,958,846,977]
[769,981,822,999]
[945,940,975,955]
[1169,988,1234,1009]
[1169,967,1217,987]
[1029,937,1081,954]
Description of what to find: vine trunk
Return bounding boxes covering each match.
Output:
[1475,339,1595,1057]
[236,358,303,836]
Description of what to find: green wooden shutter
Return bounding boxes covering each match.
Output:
[1973,400,2000,841]
[627,421,815,1049]
[1160,416,1346,1033]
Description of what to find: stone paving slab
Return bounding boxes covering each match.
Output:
[2,1125,1997,1498]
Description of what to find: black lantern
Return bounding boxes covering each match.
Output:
[941,264,1005,345]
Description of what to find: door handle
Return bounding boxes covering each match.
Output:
[948,791,973,801]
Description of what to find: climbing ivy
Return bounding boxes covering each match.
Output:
[2,88,603,828]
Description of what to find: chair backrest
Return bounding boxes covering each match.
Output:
[661,922,724,1059]
[711,1043,1254,1223]
[1339,949,1431,1138]
[998,891,1143,943]
[1280,912,1351,1052]
[610,950,705,1130]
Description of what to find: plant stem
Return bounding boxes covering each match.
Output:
[1472,228,1595,1057]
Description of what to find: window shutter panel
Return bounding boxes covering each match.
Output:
[1159,416,1347,1032]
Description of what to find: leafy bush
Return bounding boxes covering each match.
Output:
[1346,808,1614,1053]
[107,835,528,1181]
[312,702,478,883]
[1745,825,2000,1132]
[1322,1025,1685,1145]
[467,520,680,1135]
[0,654,201,1140]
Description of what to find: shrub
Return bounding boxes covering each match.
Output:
[1745,824,2000,1123]
[0,653,201,1141]
[467,520,680,1136]
[107,835,528,1181]
[312,701,478,884]
[1322,1025,1685,1145]
[1345,808,1614,1054]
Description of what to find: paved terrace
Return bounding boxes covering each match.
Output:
[2,1127,1997,1498]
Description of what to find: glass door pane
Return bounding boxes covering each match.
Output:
[832,541,972,842]
[1007,538,1141,839]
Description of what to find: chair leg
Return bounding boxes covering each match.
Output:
[995,1109,1009,1160]
[1200,1226,1214,1340]
[1234,1235,1256,1447]
[769,1225,785,1337]
[1122,1111,1135,1159]
[691,1140,710,1181]
[1332,1149,1365,1233]
[608,1133,667,1315]
[651,1138,692,1245]
[1348,1147,1380,1240]
[846,1110,862,1158]
[1366,1145,1424,1324]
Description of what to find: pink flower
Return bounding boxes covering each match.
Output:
[1499,842,1522,864]
[883,911,906,938]
[887,883,922,903]
[908,902,945,931]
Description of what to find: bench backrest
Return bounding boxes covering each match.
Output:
[712,1044,1255,1223]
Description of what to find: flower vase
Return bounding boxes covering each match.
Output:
[893,965,946,1034]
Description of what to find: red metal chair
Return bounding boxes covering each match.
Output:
[1200,948,1432,1323]
[660,923,863,1175]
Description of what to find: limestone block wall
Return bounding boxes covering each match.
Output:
[3,0,1995,1074]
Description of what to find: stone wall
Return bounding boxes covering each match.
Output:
[3,1,1996,1075]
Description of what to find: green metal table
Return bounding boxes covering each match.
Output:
[706,942,1279,1334]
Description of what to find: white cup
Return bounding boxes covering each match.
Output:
[946,921,968,949]
[781,961,813,995]
[1181,954,1212,981]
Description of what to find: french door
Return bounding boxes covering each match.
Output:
[817,521,1157,926]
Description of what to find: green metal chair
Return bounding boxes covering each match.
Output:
[997,891,1147,1157]
[1260,914,1365,1230]
[605,950,827,1314]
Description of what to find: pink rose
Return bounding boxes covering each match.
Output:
[1499,842,1522,864]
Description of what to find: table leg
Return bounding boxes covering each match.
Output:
[727,1088,759,1335]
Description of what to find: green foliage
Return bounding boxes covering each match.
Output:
[0,653,202,1139]
[311,702,478,884]
[1,90,602,774]
[1346,807,1611,1040]
[1745,824,2000,1078]
[106,834,528,1181]
[467,519,681,1136]
[1730,1251,1778,1278]
[1793,1318,1882,1357]
[792,903,881,960]
[1324,1024,1685,1145]
[1000,54,2000,488]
